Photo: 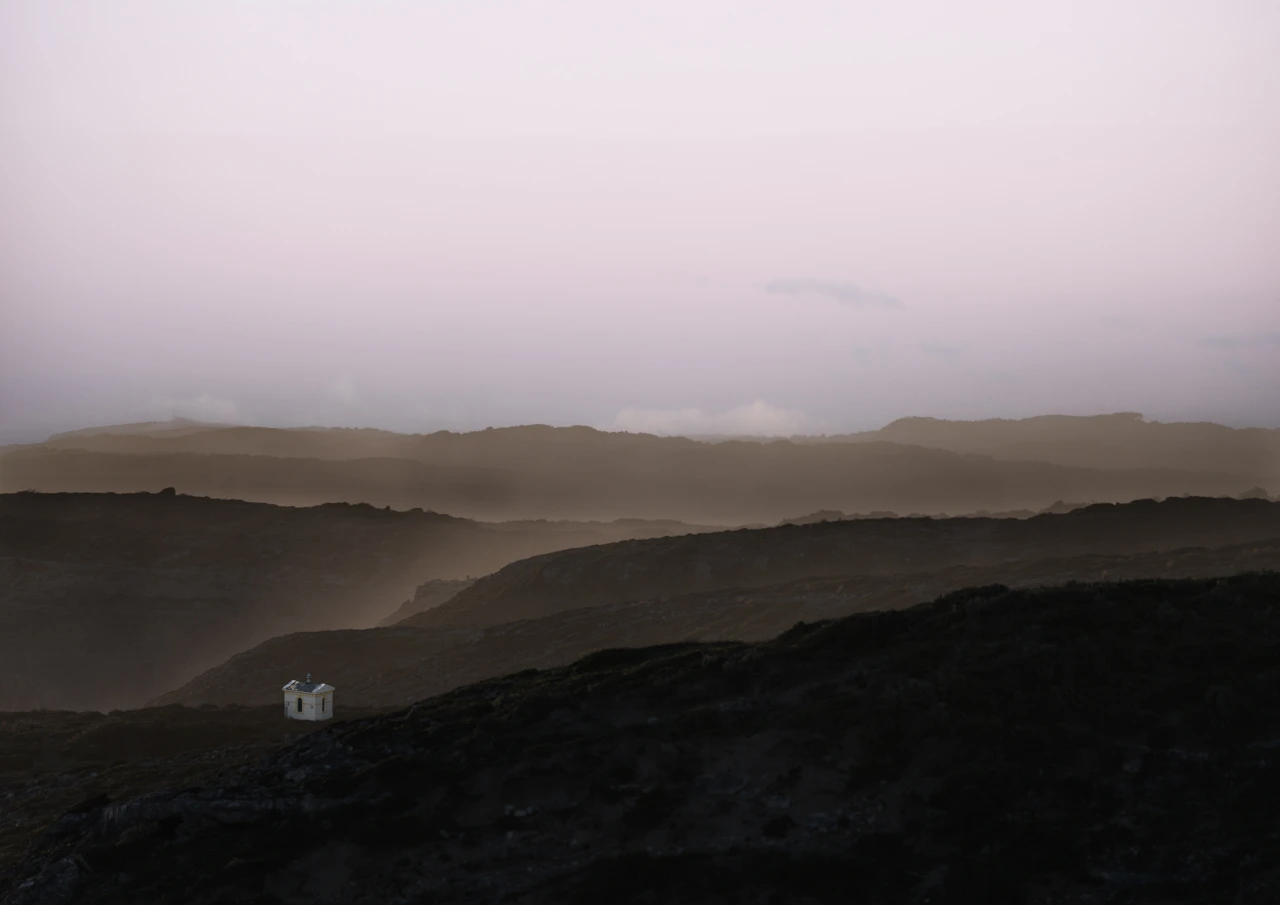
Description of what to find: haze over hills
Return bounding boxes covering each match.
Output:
[152,536,1280,710]
[4,413,1274,523]
[407,497,1280,630]
[42,411,1277,484]
[8,574,1280,903]
[0,492,718,712]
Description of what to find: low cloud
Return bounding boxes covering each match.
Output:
[764,278,903,309]
[328,375,360,406]
[613,400,807,437]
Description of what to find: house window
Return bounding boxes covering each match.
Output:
[297,697,303,712]
[321,697,326,712]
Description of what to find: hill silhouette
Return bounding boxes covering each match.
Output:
[0,492,714,712]
[5,572,1280,903]
[824,412,1280,482]
[151,537,1280,710]
[408,497,1280,629]
[4,414,1272,522]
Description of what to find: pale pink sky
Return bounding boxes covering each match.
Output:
[2,1,1278,442]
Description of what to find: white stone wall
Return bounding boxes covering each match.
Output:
[283,691,334,721]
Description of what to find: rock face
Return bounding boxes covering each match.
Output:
[5,572,1280,904]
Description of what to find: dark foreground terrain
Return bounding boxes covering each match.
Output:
[5,572,1280,904]
[0,705,387,872]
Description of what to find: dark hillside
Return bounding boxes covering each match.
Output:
[5,572,1280,904]
[414,496,1280,628]
[153,536,1280,709]
[0,492,710,711]
[0,704,385,873]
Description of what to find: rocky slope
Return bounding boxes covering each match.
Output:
[4,572,1279,904]
[410,497,1280,629]
[152,537,1280,710]
[0,492,710,711]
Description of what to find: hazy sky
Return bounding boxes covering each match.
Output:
[2,1,1278,443]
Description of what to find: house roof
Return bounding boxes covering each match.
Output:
[283,680,335,694]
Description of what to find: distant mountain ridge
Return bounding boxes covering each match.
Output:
[795,412,1280,478]
[4,411,1271,522]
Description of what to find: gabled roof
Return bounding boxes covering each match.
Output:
[283,679,335,694]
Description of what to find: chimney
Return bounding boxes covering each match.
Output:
[306,673,312,683]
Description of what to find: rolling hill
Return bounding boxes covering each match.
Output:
[813,412,1280,485]
[0,492,713,712]
[5,415,1271,522]
[408,497,1280,629]
[151,536,1280,710]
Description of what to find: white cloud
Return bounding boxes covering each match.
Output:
[612,400,807,437]
[328,375,360,405]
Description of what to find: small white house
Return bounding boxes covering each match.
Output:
[283,673,335,721]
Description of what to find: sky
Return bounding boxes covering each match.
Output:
[2,0,1278,443]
